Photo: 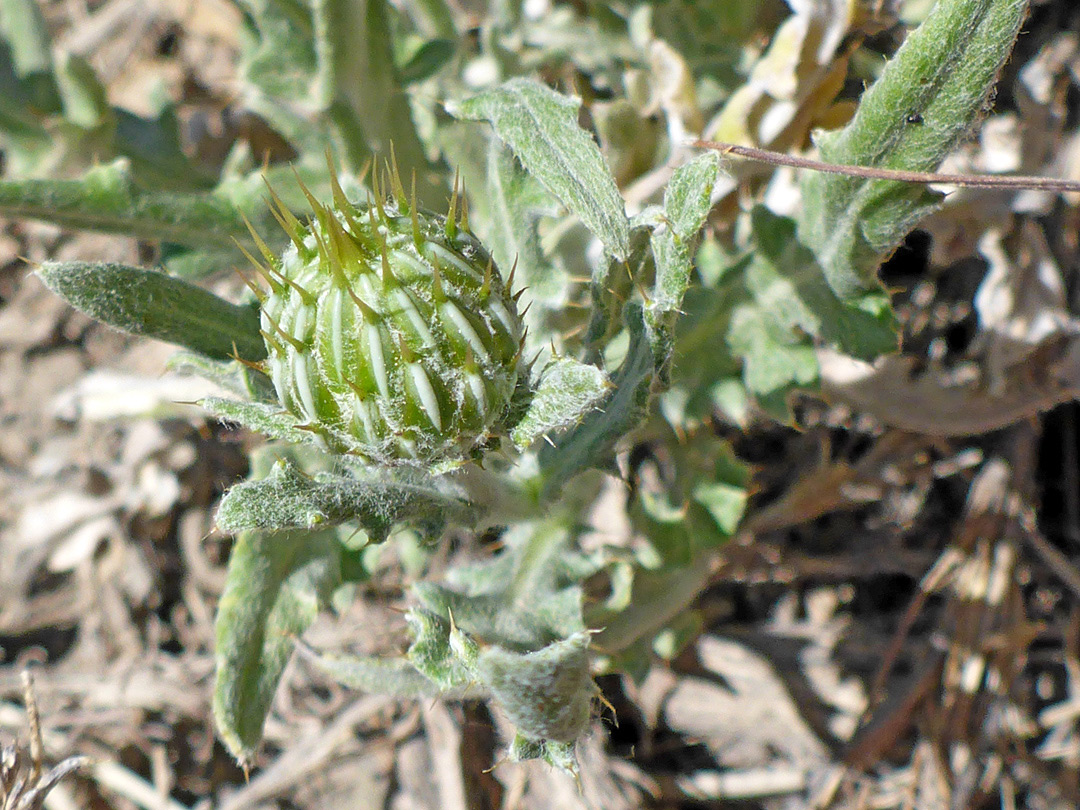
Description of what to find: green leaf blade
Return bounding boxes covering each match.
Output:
[663,151,721,242]
[213,528,341,764]
[510,357,611,451]
[483,140,561,307]
[37,261,266,361]
[477,631,595,744]
[0,161,264,255]
[798,0,1028,297]
[302,648,444,698]
[650,151,721,318]
[454,79,630,260]
[538,304,655,490]
[312,0,439,200]
[215,460,476,541]
[747,207,897,362]
[200,398,312,444]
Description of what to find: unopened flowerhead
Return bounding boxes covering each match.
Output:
[249,166,523,468]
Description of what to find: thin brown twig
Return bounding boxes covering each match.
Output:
[692,139,1080,193]
[21,670,41,785]
[1017,505,1080,602]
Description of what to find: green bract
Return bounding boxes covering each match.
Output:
[254,176,524,467]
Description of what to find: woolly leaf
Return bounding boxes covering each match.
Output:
[200,397,313,445]
[213,528,341,764]
[482,139,562,309]
[647,151,723,380]
[477,631,595,743]
[215,459,476,541]
[413,519,587,649]
[508,735,577,772]
[651,151,720,311]
[539,303,656,490]
[167,352,277,402]
[671,210,897,422]
[746,207,896,361]
[454,79,630,260]
[798,0,1028,297]
[0,161,250,246]
[301,647,447,698]
[403,519,598,769]
[37,261,266,362]
[406,609,475,691]
[727,302,819,411]
[510,357,611,450]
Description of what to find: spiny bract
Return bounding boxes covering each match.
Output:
[251,169,523,467]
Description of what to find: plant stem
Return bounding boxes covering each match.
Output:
[693,139,1080,193]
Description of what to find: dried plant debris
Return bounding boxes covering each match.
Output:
[1,672,88,810]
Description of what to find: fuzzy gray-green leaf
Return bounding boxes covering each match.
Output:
[798,0,1028,297]
[484,140,560,306]
[215,459,476,541]
[509,735,577,771]
[200,398,312,444]
[650,151,721,324]
[213,528,341,764]
[406,609,475,691]
[477,631,595,743]
[0,160,264,253]
[727,302,819,404]
[413,518,588,650]
[454,78,630,260]
[37,261,266,361]
[665,151,722,242]
[539,304,655,490]
[511,357,611,450]
[302,648,446,698]
[312,0,439,200]
[167,352,277,402]
[747,207,896,361]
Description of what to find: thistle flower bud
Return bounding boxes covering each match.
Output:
[253,170,523,467]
